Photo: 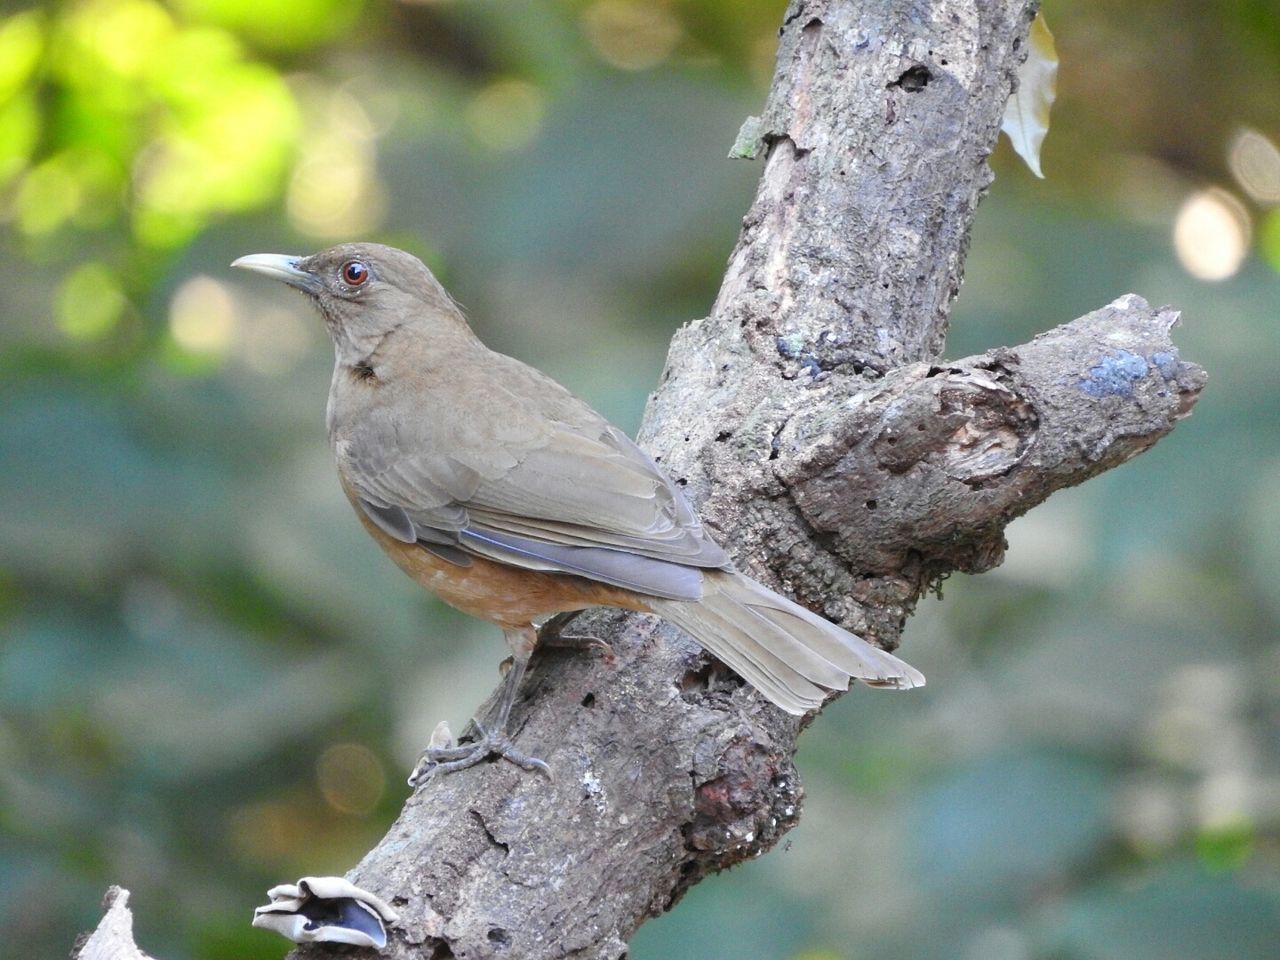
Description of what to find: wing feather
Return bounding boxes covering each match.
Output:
[337,353,728,589]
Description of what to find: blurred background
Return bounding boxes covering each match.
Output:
[1,1,1277,957]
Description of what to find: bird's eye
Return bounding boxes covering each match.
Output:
[340,260,369,286]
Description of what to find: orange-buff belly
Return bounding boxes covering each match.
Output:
[349,499,654,630]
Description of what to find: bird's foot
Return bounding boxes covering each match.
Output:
[407,719,551,788]
[539,633,615,661]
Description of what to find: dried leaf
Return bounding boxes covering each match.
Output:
[1001,13,1058,178]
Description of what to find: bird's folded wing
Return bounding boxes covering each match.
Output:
[467,426,726,566]
[342,414,728,599]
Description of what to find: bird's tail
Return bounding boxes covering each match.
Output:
[648,570,924,715]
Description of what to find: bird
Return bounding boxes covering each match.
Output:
[232,242,924,782]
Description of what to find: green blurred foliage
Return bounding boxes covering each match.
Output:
[1,1,1278,958]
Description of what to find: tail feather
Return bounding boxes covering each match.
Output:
[649,570,924,715]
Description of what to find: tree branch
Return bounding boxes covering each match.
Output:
[777,296,1204,584]
[76,1,1207,957]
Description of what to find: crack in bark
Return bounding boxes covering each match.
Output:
[469,809,510,860]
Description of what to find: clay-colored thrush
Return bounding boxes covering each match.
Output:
[233,243,923,780]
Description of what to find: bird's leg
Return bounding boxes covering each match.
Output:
[408,626,550,787]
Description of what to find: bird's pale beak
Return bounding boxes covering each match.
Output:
[231,253,322,294]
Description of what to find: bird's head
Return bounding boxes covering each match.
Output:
[232,242,465,358]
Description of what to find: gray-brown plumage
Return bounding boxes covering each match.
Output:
[233,243,923,779]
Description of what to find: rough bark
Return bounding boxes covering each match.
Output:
[76,1,1208,958]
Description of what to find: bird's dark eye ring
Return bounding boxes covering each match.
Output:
[341,260,369,286]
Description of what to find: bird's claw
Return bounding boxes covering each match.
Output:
[541,632,615,662]
[408,719,551,788]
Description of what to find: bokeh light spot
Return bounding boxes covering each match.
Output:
[287,87,386,238]
[0,10,44,102]
[316,742,385,816]
[1227,127,1280,204]
[13,155,82,234]
[169,274,238,356]
[132,57,301,247]
[336,76,403,138]
[464,79,545,152]
[582,0,682,71]
[56,261,127,340]
[1172,188,1250,281]
[69,0,176,79]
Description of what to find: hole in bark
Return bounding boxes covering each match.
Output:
[349,361,378,383]
[916,423,927,431]
[430,945,455,960]
[487,928,511,948]
[865,499,878,510]
[581,692,596,708]
[676,477,688,486]
[886,436,898,445]
[681,663,714,692]
[889,64,932,91]
[715,430,732,442]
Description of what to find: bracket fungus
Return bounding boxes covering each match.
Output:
[252,876,399,949]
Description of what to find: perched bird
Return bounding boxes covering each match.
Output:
[233,243,923,781]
